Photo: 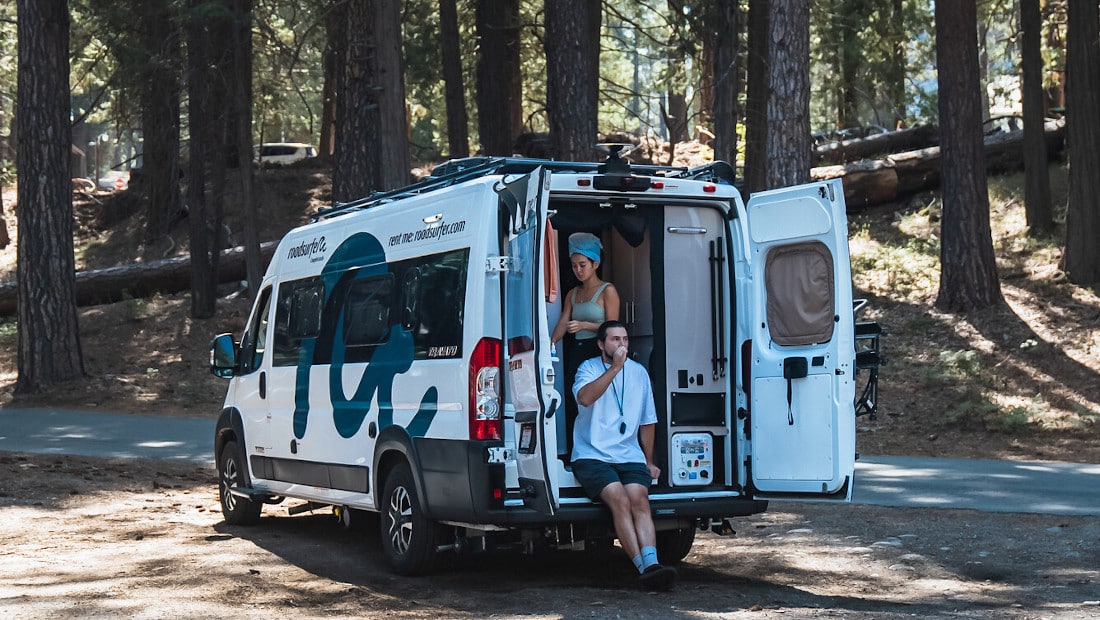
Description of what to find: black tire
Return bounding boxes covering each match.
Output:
[380,462,445,575]
[218,439,262,525]
[655,524,696,565]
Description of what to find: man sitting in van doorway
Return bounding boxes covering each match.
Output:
[572,320,676,591]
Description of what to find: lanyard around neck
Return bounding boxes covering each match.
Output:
[603,362,625,416]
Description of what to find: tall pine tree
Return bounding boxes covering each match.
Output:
[15,0,85,391]
[933,0,1002,311]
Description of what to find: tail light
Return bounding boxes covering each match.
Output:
[469,337,502,440]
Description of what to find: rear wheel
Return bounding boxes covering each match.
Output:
[380,462,446,575]
[655,524,696,565]
[218,440,262,525]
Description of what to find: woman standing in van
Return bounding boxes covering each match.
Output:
[552,232,620,445]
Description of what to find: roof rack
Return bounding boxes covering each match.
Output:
[312,154,738,222]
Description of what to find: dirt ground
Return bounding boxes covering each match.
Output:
[1,166,1099,617]
[1,452,1097,619]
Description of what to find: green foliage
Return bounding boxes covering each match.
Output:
[810,0,936,131]
[252,0,327,144]
[849,210,940,300]
[403,0,445,160]
[930,350,1050,433]
[0,2,15,149]
[993,395,1045,432]
[936,349,984,381]
[944,395,1001,426]
[0,0,1072,176]
[120,289,149,322]
[599,3,674,135]
[945,395,1034,433]
[0,317,16,346]
[1070,405,1100,429]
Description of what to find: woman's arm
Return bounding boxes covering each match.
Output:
[550,288,574,344]
[600,283,621,322]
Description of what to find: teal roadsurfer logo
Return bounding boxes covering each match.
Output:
[292,232,438,440]
[287,236,328,263]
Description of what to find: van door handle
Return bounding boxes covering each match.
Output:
[259,371,267,399]
[545,398,559,419]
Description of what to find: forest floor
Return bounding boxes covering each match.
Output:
[0,162,1098,617]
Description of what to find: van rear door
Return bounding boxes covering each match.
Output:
[744,179,855,501]
[499,168,560,514]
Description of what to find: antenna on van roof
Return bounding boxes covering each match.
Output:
[595,143,636,175]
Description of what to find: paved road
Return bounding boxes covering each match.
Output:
[0,407,214,464]
[2,408,1098,516]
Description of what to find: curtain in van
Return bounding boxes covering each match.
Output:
[765,241,835,346]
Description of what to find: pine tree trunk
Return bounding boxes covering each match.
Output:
[743,0,768,194]
[233,0,261,297]
[885,0,906,126]
[712,0,741,166]
[15,0,85,391]
[332,0,382,202]
[1020,0,1054,236]
[332,0,409,197]
[319,0,345,160]
[475,0,522,155]
[439,0,469,159]
[375,0,410,190]
[663,0,689,151]
[933,0,1002,311]
[186,0,218,318]
[1064,0,1100,285]
[837,0,863,130]
[139,0,182,248]
[545,0,601,162]
[764,0,811,188]
[697,9,716,137]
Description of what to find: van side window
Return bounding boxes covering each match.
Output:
[399,248,468,359]
[343,275,395,349]
[273,278,324,367]
[239,286,272,374]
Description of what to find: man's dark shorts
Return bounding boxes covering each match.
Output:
[571,459,652,500]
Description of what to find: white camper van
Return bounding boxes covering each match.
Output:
[210,149,871,575]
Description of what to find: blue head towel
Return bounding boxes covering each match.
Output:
[568,232,602,262]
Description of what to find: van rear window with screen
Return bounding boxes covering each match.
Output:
[764,241,835,346]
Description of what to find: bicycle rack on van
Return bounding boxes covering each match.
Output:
[852,299,883,420]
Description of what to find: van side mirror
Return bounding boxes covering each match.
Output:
[210,333,238,378]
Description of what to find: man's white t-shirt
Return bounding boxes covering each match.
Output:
[571,357,657,464]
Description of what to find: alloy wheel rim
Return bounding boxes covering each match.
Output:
[387,486,413,554]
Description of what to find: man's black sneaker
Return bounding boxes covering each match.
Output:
[639,563,677,591]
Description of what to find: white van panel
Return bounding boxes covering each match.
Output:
[750,375,835,481]
[747,195,832,243]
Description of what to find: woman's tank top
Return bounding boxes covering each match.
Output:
[571,282,611,340]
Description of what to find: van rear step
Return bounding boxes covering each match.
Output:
[227,486,284,505]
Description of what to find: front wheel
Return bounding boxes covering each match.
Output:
[218,439,262,525]
[380,462,446,575]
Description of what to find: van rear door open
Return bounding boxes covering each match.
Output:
[500,168,561,514]
[744,179,856,501]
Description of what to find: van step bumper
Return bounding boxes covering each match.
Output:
[487,497,769,526]
[227,486,283,504]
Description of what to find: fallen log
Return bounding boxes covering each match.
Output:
[0,241,278,316]
[812,118,1065,208]
[813,124,940,165]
